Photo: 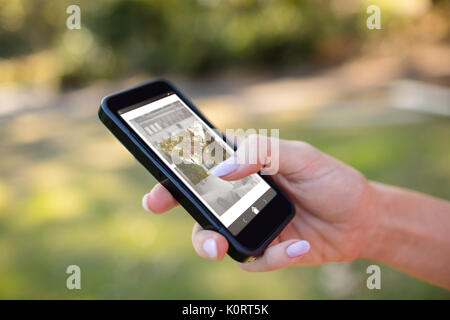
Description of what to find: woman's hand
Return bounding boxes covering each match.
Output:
[142,135,378,271]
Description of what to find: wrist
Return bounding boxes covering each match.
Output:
[355,181,450,288]
[357,181,387,261]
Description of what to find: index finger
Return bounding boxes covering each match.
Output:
[142,183,178,214]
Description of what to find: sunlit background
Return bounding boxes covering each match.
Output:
[0,0,449,299]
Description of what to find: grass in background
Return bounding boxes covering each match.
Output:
[0,107,449,299]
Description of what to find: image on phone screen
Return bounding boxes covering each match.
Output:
[119,93,276,235]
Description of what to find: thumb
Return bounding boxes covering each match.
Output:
[209,134,323,181]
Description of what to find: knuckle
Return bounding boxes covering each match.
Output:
[290,140,320,159]
[262,253,276,271]
[245,134,264,147]
[292,140,314,152]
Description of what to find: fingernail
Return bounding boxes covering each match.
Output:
[286,240,310,258]
[142,193,151,212]
[203,238,217,259]
[209,157,239,177]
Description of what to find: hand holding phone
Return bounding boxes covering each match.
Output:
[99,79,377,268]
[99,80,295,262]
[144,133,379,272]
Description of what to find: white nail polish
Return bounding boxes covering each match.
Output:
[142,193,151,212]
[203,238,217,259]
[286,240,310,258]
[209,157,239,177]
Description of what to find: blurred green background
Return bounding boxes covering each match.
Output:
[0,0,449,299]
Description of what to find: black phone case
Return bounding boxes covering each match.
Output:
[98,79,294,262]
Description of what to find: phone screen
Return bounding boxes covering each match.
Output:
[119,93,276,235]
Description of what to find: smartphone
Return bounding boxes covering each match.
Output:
[98,79,295,262]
